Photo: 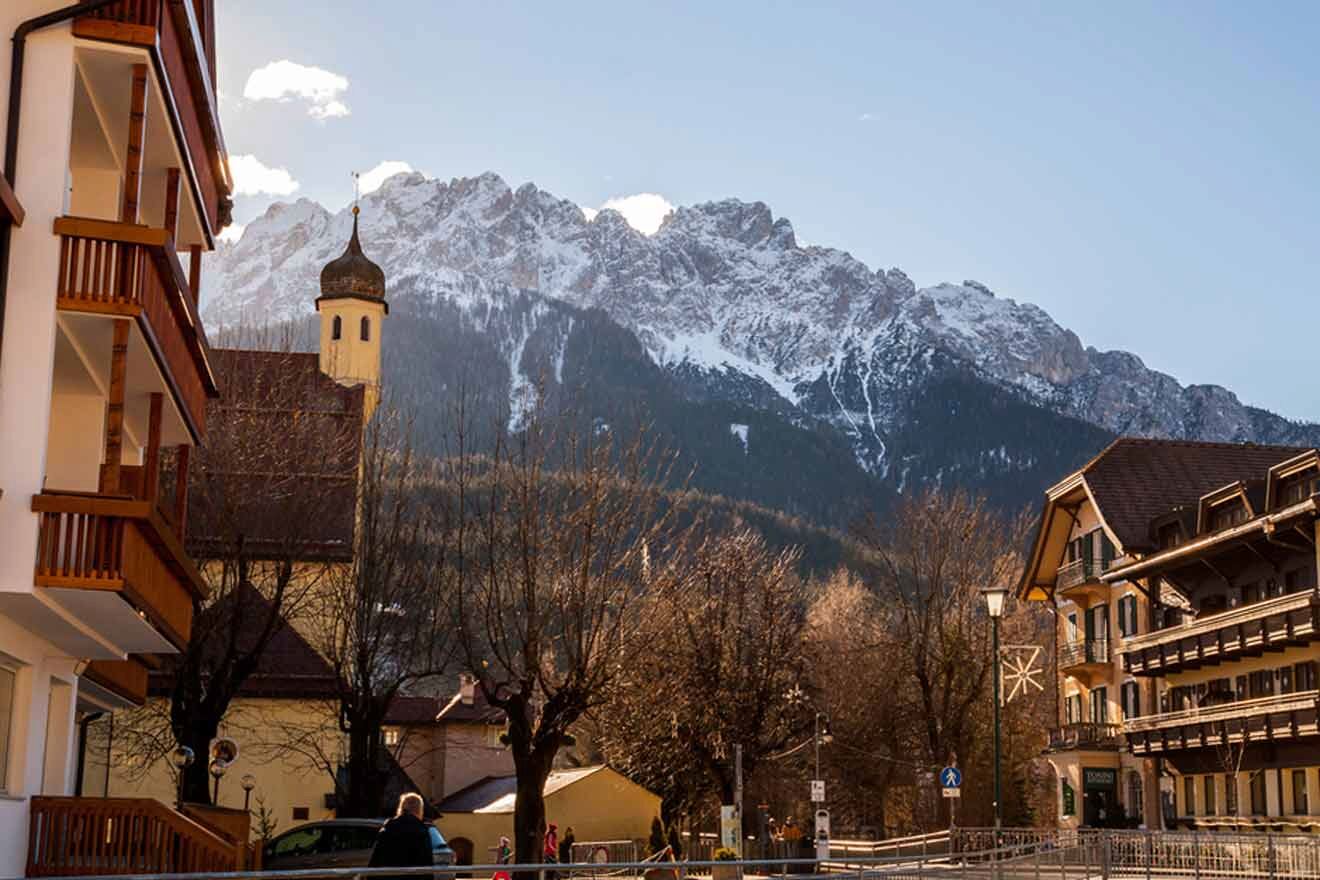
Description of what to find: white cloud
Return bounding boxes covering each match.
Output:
[229,154,300,197]
[358,161,415,195]
[599,193,674,235]
[858,112,876,122]
[218,223,245,243]
[580,205,599,221]
[243,60,350,119]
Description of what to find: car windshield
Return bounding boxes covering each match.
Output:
[428,826,447,848]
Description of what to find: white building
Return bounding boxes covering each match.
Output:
[0,1,231,874]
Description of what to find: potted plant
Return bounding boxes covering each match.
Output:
[712,848,740,880]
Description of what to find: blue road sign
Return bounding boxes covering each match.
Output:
[941,767,963,788]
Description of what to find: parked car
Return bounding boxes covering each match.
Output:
[263,818,456,870]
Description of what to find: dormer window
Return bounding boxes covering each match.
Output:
[1157,522,1182,550]
[1279,469,1320,507]
[1208,501,1248,532]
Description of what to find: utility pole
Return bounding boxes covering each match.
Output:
[734,744,744,857]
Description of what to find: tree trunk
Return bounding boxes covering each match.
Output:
[341,723,388,818]
[177,718,220,805]
[512,746,556,867]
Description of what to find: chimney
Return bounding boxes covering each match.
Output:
[459,673,476,706]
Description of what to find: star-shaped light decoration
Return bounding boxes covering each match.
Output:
[1000,645,1045,706]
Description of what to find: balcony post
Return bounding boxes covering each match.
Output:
[143,392,163,503]
[99,319,131,493]
[120,64,150,223]
[173,444,190,537]
[189,244,202,303]
[164,167,181,240]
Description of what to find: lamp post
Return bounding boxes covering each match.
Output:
[171,746,195,809]
[982,586,1009,830]
[813,713,833,784]
[241,774,257,812]
[210,759,229,804]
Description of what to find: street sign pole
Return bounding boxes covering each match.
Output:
[734,744,743,858]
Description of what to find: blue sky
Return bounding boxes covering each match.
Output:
[216,1,1320,421]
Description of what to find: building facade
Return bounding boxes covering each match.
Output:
[0,0,230,874]
[1021,439,1320,833]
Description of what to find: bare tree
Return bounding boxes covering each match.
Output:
[149,344,363,804]
[318,405,459,817]
[443,403,687,865]
[855,489,1034,828]
[594,528,812,821]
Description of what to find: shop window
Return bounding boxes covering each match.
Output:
[1061,779,1075,817]
[1250,772,1267,816]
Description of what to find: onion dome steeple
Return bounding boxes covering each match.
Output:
[317,205,387,307]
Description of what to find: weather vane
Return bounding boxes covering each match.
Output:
[352,171,361,214]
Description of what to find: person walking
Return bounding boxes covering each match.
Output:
[558,827,576,865]
[369,793,433,880]
[543,823,560,880]
[498,837,513,865]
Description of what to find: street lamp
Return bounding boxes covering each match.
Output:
[171,746,195,809]
[241,774,257,812]
[813,713,833,783]
[210,759,229,804]
[982,586,1009,830]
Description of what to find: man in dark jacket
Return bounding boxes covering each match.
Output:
[369,793,433,876]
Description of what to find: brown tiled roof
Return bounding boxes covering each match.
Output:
[1082,438,1308,551]
[186,349,364,561]
[150,583,339,699]
[435,687,505,724]
[384,695,444,725]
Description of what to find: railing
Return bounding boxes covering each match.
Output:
[1056,556,1111,590]
[32,490,207,650]
[1125,688,1320,734]
[1124,589,1317,652]
[26,796,238,877]
[75,0,228,235]
[1048,721,1124,751]
[1060,637,1109,667]
[81,658,150,705]
[55,217,215,435]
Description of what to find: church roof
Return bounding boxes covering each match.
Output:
[318,207,386,305]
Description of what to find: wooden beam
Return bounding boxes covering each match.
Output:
[100,320,131,493]
[173,444,190,538]
[120,64,150,223]
[0,173,24,227]
[188,244,201,303]
[143,393,163,503]
[164,168,181,242]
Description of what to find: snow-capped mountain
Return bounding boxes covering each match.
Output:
[204,171,1319,519]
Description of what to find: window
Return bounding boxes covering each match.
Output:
[1117,594,1139,637]
[1061,779,1075,817]
[1225,774,1238,816]
[1209,501,1249,532]
[325,826,379,852]
[1066,612,1079,642]
[292,806,310,821]
[1295,661,1317,692]
[1127,772,1143,823]
[332,315,343,340]
[1250,772,1267,816]
[1293,770,1308,815]
[1249,670,1275,699]
[1090,687,1108,724]
[1285,566,1317,593]
[273,825,320,856]
[0,666,13,794]
[1157,522,1182,549]
[383,728,400,746]
[1121,681,1141,719]
[1065,693,1083,725]
[1099,532,1115,571]
[1184,776,1196,817]
[1279,471,1320,507]
[486,724,505,749]
[360,316,371,341]
[1203,775,1217,815]
[1280,666,1294,694]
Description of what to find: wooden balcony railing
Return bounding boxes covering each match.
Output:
[32,491,207,651]
[1060,637,1110,669]
[75,0,228,236]
[1122,590,1319,675]
[82,658,151,705]
[27,796,237,877]
[1125,689,1320,755]
[55,217,217,438]
[1056,556,1114,591]
[1047,722,1124,751]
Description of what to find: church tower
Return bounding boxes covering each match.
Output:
[316,205,388,419]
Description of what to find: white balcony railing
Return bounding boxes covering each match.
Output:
[1125,689,1319,734]
[1123,590,1315,653]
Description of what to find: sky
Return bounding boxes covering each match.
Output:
[215,1,1320,421]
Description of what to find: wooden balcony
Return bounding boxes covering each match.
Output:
[1122,591,1320,676]
[1125,689,1320,756]
[32,490,207,651]
[26,796,238,877]
[1047,722,1124,752]
[82,658,151,705]
[74,0,229,237]
[55,216,218,438]
[1055,557,1112,606]
[1060,637,1111,685]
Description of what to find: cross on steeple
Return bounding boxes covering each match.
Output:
[352,170,361,216]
